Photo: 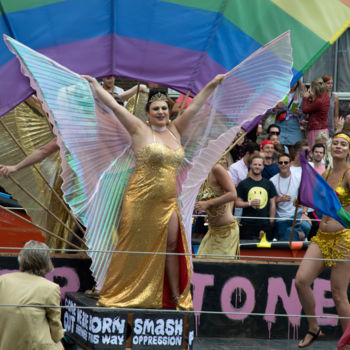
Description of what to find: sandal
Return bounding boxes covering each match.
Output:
[298,328,323,348]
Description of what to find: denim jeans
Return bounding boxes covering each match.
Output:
[276,212,311,241]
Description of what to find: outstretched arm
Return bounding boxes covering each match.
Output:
[173,74,226,135]
[120,84,148,102]
[0,138,59,178]
[82,76,144,135]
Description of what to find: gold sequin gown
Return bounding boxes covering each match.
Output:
[97,142,193,310]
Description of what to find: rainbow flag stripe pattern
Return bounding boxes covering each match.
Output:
[1,0,350,117]
[299,152,350,228]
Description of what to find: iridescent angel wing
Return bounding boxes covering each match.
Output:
[178,32,293,248]
[4,35,134,288]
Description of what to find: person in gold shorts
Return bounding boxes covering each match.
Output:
[195,157,239,259]
[295,132,350,348]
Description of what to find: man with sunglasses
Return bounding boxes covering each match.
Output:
[267,124,281,137]
[270,153,305,241]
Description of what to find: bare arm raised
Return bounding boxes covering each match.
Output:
[82,76,145,136]
[173,74,226,135]
[120,84,148,102]
[0,138,59,178]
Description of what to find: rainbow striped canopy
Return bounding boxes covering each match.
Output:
[1,0,350,117]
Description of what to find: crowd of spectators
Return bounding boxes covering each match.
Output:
[220,76,345,242]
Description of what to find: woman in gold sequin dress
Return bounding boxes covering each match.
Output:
[195,158,239,258]
[295,132,350,348]
[83,75,225,310]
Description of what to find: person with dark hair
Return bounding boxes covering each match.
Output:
[83,74,225,310]
[295,132,350,348]
[302,77,330,147]
[291,140,309,174]
[0,240,64,349]
[305,143,326,240]
[274,143,285,158]
[309,143,326,175]
[270,153,310,241]
[267,123,281,137]
[236,155,277,240]
[229,141,260,186]
[260,140,280,179]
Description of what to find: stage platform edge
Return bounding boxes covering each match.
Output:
[64,292,194,350]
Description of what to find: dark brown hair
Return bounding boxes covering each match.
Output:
[278,153,291,162]
[145,88,170,112]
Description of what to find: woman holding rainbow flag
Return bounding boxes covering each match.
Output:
[295,132,350,349]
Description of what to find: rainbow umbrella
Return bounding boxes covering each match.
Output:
[1,0,350,117]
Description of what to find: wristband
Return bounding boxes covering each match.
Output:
[248,201,251,207]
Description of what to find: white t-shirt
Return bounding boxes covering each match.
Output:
[229,158,248,186]
[270,168,301,218]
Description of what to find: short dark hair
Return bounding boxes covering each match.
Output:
[278,153,291,162]
[274,143,284,153]
[267,124,280,133]
[18,241,53,277]
[312,143,325,153]
[246,141,260,155]
[294,140,309,153]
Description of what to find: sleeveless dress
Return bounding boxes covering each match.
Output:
[311,169,350,266]
[196,179,239,258]
[97,140,193,310]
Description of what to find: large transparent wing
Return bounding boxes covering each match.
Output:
[178,32,293,248]
[4,35,135,288]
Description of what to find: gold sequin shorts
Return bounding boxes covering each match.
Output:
[311,229,350,266]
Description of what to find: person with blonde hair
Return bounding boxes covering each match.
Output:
[195,156,239,258]
[302,77,330,147]
[0,240,64,349]
[295,132,350,348]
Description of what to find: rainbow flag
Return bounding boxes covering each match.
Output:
[299,152,350,228]
[1,0,350,117]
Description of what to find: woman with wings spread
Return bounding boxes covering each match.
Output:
[3,32,292,310]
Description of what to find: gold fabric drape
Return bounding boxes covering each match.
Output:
[0,101,73,249]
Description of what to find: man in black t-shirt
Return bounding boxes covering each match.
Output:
[236,155,277,240]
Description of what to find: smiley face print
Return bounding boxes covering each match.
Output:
[247,186,268,209]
